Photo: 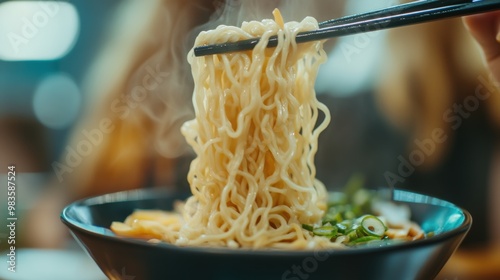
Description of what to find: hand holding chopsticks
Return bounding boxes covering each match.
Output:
[194,0,500,57]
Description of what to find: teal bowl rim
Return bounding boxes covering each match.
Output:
[60,188,472,257]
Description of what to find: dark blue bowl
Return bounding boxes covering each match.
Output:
[61,188,471,280]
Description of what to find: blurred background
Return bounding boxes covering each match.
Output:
[0,0,499,279]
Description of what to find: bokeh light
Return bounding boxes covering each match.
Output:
[0,1,79,61]
[32,73,81,129]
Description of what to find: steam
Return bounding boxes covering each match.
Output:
[127,0,343,159]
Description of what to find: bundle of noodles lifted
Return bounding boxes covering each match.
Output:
[112,11,424,249]
[179,10,331,249]
[112,10,333,249]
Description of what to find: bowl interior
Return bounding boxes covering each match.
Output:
[61,188,472,280]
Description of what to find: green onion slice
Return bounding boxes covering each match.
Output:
[359,215,387,237]
[349,236,381,244]
[313,225,338,237]
[302,224,314,232]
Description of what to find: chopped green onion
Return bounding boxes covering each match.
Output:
[344,211,356,220]
[336,223,348,234]
[323,212,343,225]
[313,225,338,237]
[349,236,381,245]
[359,215,387,237]
[302,224,314,232]
[346,229,358,241]
[304,175,403,245]
[339,220,353,228]
[356,226,366,237]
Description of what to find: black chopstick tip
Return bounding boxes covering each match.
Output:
[194,44,241,57]
[194,43,243,57]
[194,37,280,57]
[194,45,214,57]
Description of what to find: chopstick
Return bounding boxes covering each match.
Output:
[318,0,471,28]
[194,0,500,57]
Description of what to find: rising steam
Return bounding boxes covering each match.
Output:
[127,0,342,158]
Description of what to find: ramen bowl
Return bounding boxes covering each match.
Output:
[61,188,471,280]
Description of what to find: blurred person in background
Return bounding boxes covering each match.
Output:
[374,8,500,279]
[21,0,500,278]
